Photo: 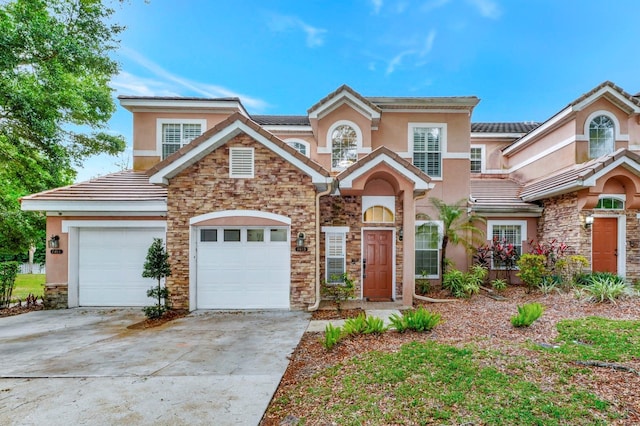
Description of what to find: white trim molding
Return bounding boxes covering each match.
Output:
[61,220,167,233]
[308,89,381,121]
[190,210,291,226]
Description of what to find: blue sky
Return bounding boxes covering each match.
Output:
[78,0,640,181]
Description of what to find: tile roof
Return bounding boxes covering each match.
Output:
[307,84,382,116]
[520,148,640,201]
[569,81,640,110]
[251,115,310,126]
[146,112,330,180]
[471,122,540,133]
[21,170,167,202]
[470,178,542,214]
[336,146,431,190]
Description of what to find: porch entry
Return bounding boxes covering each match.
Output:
[592,217,617,274]
[363,230,393,300]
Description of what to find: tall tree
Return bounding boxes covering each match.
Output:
[0,0,127,255]
[420,198,485,283]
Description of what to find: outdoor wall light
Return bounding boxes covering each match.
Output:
[398,227,403,242]
[584,215,594,229]
[295,232,307,252]
[48,235,60,249]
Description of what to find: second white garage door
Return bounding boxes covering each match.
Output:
[196,227,290,309]
[78,227,166,306]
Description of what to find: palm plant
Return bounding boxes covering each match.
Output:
[419,198,485,284]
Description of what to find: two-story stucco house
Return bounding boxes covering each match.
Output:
[21,81,640,311]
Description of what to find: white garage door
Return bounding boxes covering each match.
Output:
[78,228,166,306]
[196,227,290,309]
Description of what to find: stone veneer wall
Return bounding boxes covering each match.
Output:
[43,283,68,309]
[538,193,640,281]
[319,194,404,299]
[537,194,583,254]
[166,134,318,310]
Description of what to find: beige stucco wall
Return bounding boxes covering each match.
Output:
[131,112,235,171]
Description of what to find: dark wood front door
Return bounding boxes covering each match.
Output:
[592,217,617,273]
[363,230,393,300]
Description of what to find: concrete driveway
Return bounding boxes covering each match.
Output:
[0,308,310,425]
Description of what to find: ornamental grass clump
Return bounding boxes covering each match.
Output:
[389,306,441,333]
[511,302,545,327]
[583,274,627,303]
[343,313,388,335]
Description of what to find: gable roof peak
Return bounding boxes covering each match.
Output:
[307,84,382,122]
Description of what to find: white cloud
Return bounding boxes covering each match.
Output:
[467,0,502,19]
[116,48,270,112]
[386,30,437,75]
[370,0,383,14]
[267,13,327,48]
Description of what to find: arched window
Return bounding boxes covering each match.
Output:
[285,140,309,157]
[363,206,394,223]
[589,115,614,158]
[595,197,624,210]
[331,124,358,170]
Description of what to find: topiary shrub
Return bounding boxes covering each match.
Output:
[142,238,172,319]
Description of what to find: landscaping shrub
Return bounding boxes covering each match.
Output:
[389,306,441,332]
[516,254,547,292]
[343,314,388,335]
[511,302,545,327]
[322,323,342,350]
[537,275,561,295]
[491,278,507,291]
[415,271,431,294]
[0,261,20,309]
[321,273,355,313]
[442,266,485,298]
[583,273,627,303]
[556,255,589,286]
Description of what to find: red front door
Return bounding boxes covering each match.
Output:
[592,217,617,273]
[363,230,393,300]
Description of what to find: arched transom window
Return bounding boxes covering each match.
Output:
[595,197,624,210]
[589,115,614,159]
[331,125,358,169]
[286,141,308,157]
[363,206,394,223]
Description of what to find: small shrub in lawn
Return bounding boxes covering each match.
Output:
[511,302,545,327]
[389,306,441,332]
[343,313,368,336]
[584,274,627,303]
[322,323,342,350]
[491,278,507,291]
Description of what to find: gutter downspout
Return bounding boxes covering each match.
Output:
[412,190,457,304]
[308,180,334,311]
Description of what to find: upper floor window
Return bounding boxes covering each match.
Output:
[411,124,445,178]
[331,124,358,170]
[595,196,624,210]
[470,146,484,173]
[589,115,614,159]
[158,119,205,160]
[285,139,310,157]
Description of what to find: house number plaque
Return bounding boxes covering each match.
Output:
[50,249,64,254]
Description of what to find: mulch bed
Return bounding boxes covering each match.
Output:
[0,303,44,317]
[126,309,189,329]
[262,285,640,425]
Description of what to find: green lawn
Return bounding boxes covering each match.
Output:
[269,317,640,425]
[12,274,45,302]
